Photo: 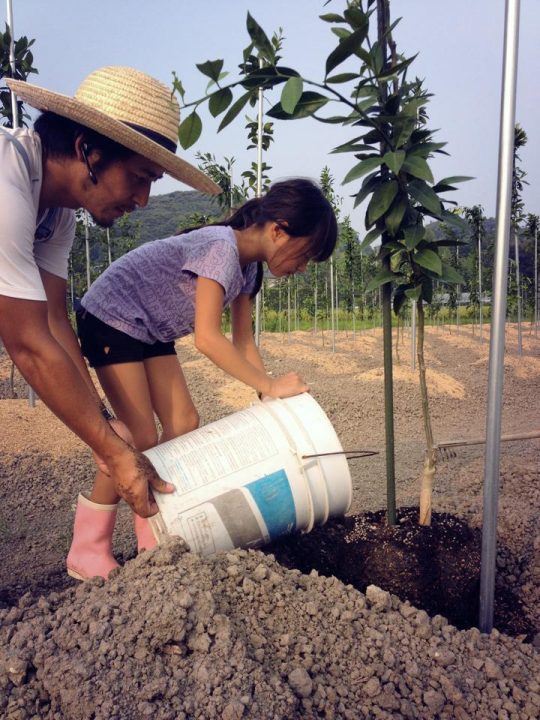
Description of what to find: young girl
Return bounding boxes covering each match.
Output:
[67,178,337,580]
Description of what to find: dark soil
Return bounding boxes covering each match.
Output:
[266,507,535,639]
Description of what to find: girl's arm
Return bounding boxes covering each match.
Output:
[230,292,266,375]
[194,277,308,398]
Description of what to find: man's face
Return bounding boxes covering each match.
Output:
[83,154,164,228]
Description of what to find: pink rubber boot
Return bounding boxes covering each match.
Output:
[133,512,159,552]
[66,494,120,580]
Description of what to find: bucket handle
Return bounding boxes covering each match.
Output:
[302,449,379,461]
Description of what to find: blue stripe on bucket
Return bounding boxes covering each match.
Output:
[245,469,296,540]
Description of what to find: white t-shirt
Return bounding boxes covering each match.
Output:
[0,127,76,301]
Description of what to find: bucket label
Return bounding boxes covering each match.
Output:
[246,470,296,540]
[170,488,265,555]
[147,410,280,492]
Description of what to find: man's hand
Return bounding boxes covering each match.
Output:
[105,444,175,517]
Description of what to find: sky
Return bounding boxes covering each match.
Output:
[4,0,539,232]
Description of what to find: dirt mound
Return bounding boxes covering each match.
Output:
[2,540,540,720]
[1,326,539,718]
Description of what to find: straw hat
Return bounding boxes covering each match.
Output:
[7,66,221,194]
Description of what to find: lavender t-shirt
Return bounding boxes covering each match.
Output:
[81,225,258,344]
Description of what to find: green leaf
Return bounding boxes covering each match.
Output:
[196,59,224,83]
[432,183,457,194]
[421,277,434,303]
[342,156,382,185]
[331,139,377,154]
[408,180,443,216]
[377,54,417,81]
[367,180,399,225]
[439,263,464,285]
[366,269,398,293]
[413,248,442,275]
[246,13,274,61]
[218,91,252,132]
[385,196,408,236]
[267,91,328,120]
[281,76,303,114]
[405,285,422,301]
[393,287,409,315]
[240,65,298,89]
[178,110,202,149]
[314,115,350,124]
[208,87,233,117]
[326,72,360,84]
[393,117,417,148]
[353,173,383,207]
[332,27,351,40]
[440,211,469,233]
[382,150,405,175]
[172,74,186,101]
[407,141,447,158]
[319,13,345,22]
[344,6,369,31]
[402,225,425,250]
[359,226,382,250]
[401,97,427,118]
[402,155,434,183]
[436,175,474,185]
[326,26,369,76]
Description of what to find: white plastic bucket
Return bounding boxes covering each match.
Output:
[144,393,352,555]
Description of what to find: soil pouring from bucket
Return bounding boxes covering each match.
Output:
[143,393,352,555]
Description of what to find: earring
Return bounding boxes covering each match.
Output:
[81,143,98,185]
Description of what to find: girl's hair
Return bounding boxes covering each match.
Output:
[179,178,338,296]
[34,111,136,171]
[225,178,337,262]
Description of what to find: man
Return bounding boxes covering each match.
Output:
[0,66,220,578]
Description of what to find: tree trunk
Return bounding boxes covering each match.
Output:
[417,300,436,526]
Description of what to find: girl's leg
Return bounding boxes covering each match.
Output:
[96,361,160,451]
[143,355,199,443]
[89,361,160,505]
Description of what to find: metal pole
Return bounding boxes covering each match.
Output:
[330,255,335,352]
[287,276,291,343]
[535,226,538,336]
[478,234,483,344]
[514,229,522,354]
[106,229,112,265]
[456,248,461,334]
[314,265,318,335]
[479,0,520,634]
[6,0,18,128]
[254,85,264,347]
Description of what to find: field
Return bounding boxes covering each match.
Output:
[1,324,539,718]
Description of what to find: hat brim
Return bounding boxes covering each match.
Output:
[7,78,221,195]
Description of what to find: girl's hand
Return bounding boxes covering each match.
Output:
[267,372,309,398]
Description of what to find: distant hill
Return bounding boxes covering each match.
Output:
[131,191,219,243]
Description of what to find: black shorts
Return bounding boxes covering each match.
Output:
[76,309,176,369]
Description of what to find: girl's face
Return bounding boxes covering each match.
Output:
[266,227,312,277]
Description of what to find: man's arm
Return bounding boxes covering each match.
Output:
[0,291,172,515]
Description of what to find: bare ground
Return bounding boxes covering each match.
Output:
[0,323,539,719]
